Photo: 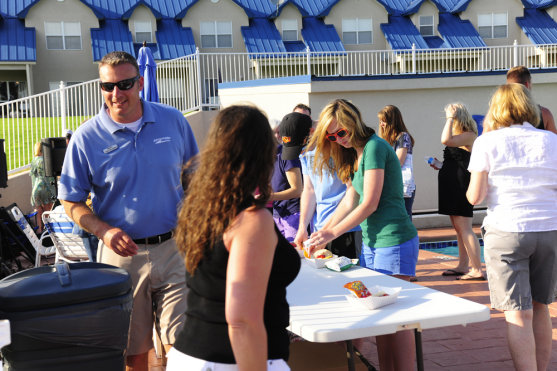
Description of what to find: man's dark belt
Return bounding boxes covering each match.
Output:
[133,231,173,245]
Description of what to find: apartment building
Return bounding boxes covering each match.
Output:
[1,0,557,103]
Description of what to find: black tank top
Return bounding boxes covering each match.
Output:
[174,215,301,363]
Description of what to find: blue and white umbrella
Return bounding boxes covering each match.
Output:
[137,43,159,103]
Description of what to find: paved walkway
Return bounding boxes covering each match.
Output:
[349,227,557,371]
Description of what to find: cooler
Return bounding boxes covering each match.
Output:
[0,262,132,371]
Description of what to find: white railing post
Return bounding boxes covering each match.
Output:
[412,44,417,74]
[59,81,67,135]
[195,48,203,110]
[513,40,518,67]
[306,46,311,76]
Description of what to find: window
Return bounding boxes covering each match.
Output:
[342,18,372,45]
[282,19,298,41]
[45,22,81,50]
[0,81,27,102]
[200,21,232,48]
[134,21,152,43]
[478,13,507,39]
[419,15,434,36]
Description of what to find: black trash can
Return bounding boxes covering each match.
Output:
[0,262,132,371]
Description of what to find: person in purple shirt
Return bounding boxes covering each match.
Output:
[270,112,312,242]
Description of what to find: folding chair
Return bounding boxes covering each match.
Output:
[42,210,90,264]
[4,204,55,267]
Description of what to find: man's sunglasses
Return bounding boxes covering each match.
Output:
[326,128,348,142]
[99,75,140,92]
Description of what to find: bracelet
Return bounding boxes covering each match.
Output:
[446,116,454,119]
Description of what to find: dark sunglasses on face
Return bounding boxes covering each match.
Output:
[99,75,140,92]
[326,128,348,142]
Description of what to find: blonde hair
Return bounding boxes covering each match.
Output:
[485,83,539,130]
[307,99,374,183]
[34,142,42,157]
[446,103,478,135]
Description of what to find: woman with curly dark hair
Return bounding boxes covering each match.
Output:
[168,105,300,371]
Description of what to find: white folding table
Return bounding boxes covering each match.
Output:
[287,261,490,370]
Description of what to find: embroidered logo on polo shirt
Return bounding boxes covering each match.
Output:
[154,137,171,144]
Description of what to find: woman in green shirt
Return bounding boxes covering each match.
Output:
[305,99,418,371]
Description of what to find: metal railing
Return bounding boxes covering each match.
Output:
[3,41,557,172]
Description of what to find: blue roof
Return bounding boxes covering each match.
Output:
[424,36,448,48]
[175,0,201,19]
[301,17,345,53]
[79,0,136,19]
[284,40,307,52]
[430,0,471,13]
[122,1,164,19]
[376,0,425,16]
[81,0,201,19]
[0,17,36,62]
[91,19,135,61]
[517,8,557,44]
[521,0,557,9]
[241,18,286,54]
[0,0,41,18]
[155,19,196,58]
[232,0,276,18]
[287,0,340,17]
[438,13,486,48]
[381,15,429,49]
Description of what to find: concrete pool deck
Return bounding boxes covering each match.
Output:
[287,225,557,371]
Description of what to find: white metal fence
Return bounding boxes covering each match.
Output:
[2,42,557,172]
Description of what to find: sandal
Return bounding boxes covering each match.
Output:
[442,269,465,276]
[455,274,486,281]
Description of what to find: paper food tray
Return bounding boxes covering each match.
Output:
[346,286,402,310]
[304,255,337,269]
[325,258,359,272]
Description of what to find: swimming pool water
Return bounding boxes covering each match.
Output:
[419,239,485,263]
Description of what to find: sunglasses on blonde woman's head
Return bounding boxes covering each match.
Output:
[99,75,140,92]
[326,128,348,142]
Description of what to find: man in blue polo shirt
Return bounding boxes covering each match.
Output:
[58,51,198,370]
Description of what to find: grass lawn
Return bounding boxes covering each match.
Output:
[0,115,93,171]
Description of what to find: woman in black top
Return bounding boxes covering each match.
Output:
[168,105,301,371]
[434,103,484,281]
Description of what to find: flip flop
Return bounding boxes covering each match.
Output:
[456,274,486,281]
[442,269,465,276]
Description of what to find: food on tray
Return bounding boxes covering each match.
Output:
[325,256,354,272]
[372,290,389,297]
[343,280,371,298]
[312,249,333,259]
